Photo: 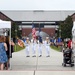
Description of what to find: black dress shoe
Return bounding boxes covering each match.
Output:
[39,55,42,57]
[46,55,50,57]
[26,56,30,57]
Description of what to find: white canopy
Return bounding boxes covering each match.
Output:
[0,19,11,36]
[0,19,11,28]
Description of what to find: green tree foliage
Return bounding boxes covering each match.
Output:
[11,23,21,38]
[59,16,73,39]
[11,23,16,38]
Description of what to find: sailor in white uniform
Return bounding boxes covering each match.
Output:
[38,36,42,57]
[25,37,30,57]
[31,38,37,57]
[45,37,50,57]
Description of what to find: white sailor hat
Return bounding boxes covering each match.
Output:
[46,37,49,39]
[27,37,29,40]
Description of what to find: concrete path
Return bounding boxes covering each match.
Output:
[0,71,75,75]
[11,44,62,70]
[0,44,75,75]
[10,44,75,71]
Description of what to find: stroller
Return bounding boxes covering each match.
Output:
[62,48,74,67]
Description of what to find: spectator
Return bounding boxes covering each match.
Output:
[50,38,54,45]
[38,36,42,57]
[56,37,62,46]
[5,36,15,70]
[57,37,62,43]
[67,39,72,49]
[54,38,57,46]
[0,36,8,70]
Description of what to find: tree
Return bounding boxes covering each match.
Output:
[59,15,73,39]
[11,22,21,38]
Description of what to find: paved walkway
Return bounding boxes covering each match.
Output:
[0,44,75,75]
[10,44,75,71]
[11,44,63,70]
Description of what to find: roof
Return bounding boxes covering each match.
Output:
[1,11,75,21]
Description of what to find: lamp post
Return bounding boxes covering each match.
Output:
[15,29,17,51]
[19,25,22,38]
[15,29,17,39]
[24,33,25,38]
[55,28,58,37]
[59,29,61,38]
[3,28,10,36]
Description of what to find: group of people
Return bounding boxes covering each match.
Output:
[0,36,15,70]
[24,36,51,57]
[50,37,63,46]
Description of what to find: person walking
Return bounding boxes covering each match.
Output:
[25,37,30,57]
[45,37,50,57]
[38,36,42,57]
[5,36,15,70]
[31,38,37,57]
[67,39,72,49]
[0,36,8,70]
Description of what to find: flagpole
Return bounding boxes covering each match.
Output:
[32,21,33,24]
[38,23,40,42]
[32,21,33,39]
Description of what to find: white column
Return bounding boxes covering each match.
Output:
[72,21,75,56]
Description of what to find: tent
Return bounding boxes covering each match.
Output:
[0,19,11,70]
[0,19,11,28]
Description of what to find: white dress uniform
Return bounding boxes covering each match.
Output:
[31,39,36,57]
[45,40,50,57]
[25,40,30,57]
[38,40,42,57]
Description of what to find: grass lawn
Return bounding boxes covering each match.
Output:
[14,44,25,52]
[50,45,61,52]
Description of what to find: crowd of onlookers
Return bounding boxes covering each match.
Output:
[0,36,15,70]
[50,37,63,46]
[50,37,72,51]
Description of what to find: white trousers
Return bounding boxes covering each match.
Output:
[46,46,50,56]
[38,45,42,56]
[32,44,36,55]
[26,46,29,56]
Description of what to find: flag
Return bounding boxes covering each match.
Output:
[38,24,42,43]
[17,39,24,47]
[32,24,36,39]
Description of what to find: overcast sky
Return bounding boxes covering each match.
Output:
[0,0,75,10]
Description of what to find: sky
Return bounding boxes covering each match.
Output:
[0,0,75,10]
